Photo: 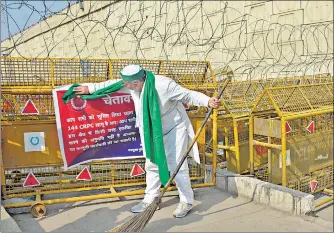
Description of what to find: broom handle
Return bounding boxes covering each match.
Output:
[159,78,231,199]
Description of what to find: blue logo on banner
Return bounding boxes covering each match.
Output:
[30,137,40,146]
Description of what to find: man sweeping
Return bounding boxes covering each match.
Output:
[71,64,221,218]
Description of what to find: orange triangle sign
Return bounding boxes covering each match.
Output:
[76,167,92,181]
[21,99,39,115]
[285,121,292,134]
[130,163,145,177]
[306,121,315,134]
[23,172,40,187]
[310,180,318,192]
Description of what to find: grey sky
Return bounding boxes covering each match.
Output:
[1,0,76,41]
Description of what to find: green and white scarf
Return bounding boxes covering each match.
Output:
[62,71,170,185]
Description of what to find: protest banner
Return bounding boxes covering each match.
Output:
[53,86,144,169]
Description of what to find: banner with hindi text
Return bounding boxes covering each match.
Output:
[53,86,144,169]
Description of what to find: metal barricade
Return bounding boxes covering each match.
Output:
[0,56,216,216]
[249,83,333,193]
[208,75,333,178]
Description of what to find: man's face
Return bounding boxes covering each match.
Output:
[123,80,144,92]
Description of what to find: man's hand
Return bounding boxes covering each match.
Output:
[208,97,221,109]
[73,86,89,95]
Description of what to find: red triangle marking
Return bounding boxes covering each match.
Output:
[285,121,292,134]
[76,167,92,181]
[21,99,39,115]
[310,180,318,192]
[130,163,145,177]
[183,104,189,109]
[23,172,40,187]
[237,123,244,133]
[306,121,315,134]
[2,100,13,112]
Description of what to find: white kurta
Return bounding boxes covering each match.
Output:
[87,75,210,205]
[87,75,210,171]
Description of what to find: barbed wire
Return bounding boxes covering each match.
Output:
[1,0,333,83]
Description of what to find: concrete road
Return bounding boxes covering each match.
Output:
[6,187,334,232]
[313,188,333,223]
[0,205,22,232]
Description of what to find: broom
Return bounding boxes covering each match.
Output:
[109,78,231,232]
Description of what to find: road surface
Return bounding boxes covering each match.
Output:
[5,187,333,232]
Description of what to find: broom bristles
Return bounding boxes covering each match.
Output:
[108,201,160,232]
